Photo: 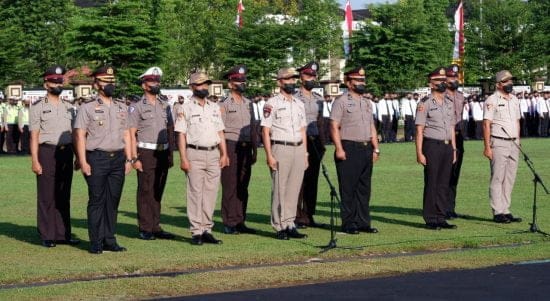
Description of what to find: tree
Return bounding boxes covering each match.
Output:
[349,0,453,94]
[0,0,73,87]
[65,0,162,96]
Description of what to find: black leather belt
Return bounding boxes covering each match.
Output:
[424,137,451,144]
[227,140,251,147]
[40,143,72,150]
[491,135,516,141]
[88,149,124,157]
[187,144,218,151]
[342,140,371,146]
[271,140,302,146]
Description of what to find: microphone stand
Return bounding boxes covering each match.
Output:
[308,136,363,253]
[502,127,549,236]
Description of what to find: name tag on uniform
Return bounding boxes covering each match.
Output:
[42,110,51,114]
[228,110,237,113]
[278,108,286,111]
[95,109,104,113]
[430,108,438,111]
[144,109,152,113]
[498,104,505,107]
[347,103,355,107]
[192,114,200,117]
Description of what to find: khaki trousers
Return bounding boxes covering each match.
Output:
[489,138,519,215]
[186,148,220,235]
[270,144,306,231]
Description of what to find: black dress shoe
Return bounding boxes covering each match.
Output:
[445,212,458,220]
[202,232,222,244]
[359,226,379,233]
[342,227,360,234]
[425,223,442,230]
[103,244,127,252]
[191,235,203,245]
[438,221,457,229]
[309,221,327,228]
[89,244,103,254]
[493,214,511,224]
[139,231,156,240]
[276,230,289,240]
[223,226,239,235]
[153,231,175,239]
[504,214,522,223]
[287,227,307,239]
[236,223,256,234]
[42,240,56,248]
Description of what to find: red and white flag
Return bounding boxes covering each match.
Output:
[452,0,464,64]
[343,0,353,58]
[235,0,245,29]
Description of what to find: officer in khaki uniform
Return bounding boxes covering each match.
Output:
[74,66,133,254]
[415,67,457,230]
[30,65,79,248]
[0,97,6,153]
[483,70,522,224]
[261,67,308,240]
[18,99,30,154]
[129,67,175,241]
[445,65,466,219]
[219,65,258,235]
[330,67,380,234]
[294,61,326,228]
[175,72,229,245]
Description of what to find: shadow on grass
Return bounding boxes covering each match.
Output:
[0,222,84,248]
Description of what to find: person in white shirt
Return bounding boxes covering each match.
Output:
[376,94,393,142]
[401,93,417,142]
[322,94,333,144]
[519,93,530,137]
[536,92,549,137]
[472,97,484,140]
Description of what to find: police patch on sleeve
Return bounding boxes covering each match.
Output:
[263,105,272,118]
[417,104,425,112]
[128,106,135,113]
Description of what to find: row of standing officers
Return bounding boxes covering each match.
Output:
[30,62,523,253]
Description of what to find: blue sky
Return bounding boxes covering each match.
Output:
[338,0,397,9]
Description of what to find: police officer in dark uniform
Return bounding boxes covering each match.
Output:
[74,66,133,254]
[30,65,79,247]
[129,67,175,240]
[445,65,466,219]
[330,67,380,234]
[294,61,325,228]
[219,65,258,235]
[415,67,457,230]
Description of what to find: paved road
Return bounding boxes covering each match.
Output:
[166,261,550,301]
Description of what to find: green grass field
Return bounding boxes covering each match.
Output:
[0,138,549,300]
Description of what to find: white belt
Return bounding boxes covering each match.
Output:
[137,141,169,151]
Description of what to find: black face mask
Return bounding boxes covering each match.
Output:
[148,85,161,95]
[448,81,459,90]
[352,84,366,94]
[282,83,295,94]
[435,82,447,93]
[193,89,209,99]
[503,84,514,94]
[303,80,315,91]
[234,83,246,93]
[48,86,63,96]
[102,84,116,97]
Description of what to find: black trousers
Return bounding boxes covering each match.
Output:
[136,148,169,233]
[474,121,483,140]
[520,113,530,137]
[448,131,464,214]
[221,140,253,227]
[380,115,392,143]
[404,115,415,142]
[36,144,73,241]
[296,135,325,225]
[20,125,30,154]
[422,139,453,224]
[85,150,125,246]
[6,124,20,153]
[540,113,549,137]
[336,140,373,231]
[0,129,5,153]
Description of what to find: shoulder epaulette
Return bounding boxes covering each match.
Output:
[113,98,126,104]
[313,92,323,98]
[420,96,429,103]
[84,98,96,104]
[32,98,43,105]
[219,96,229,103]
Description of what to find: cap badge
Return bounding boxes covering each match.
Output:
[452,65,459,72]
[55,67,62,75]
[107,67,114,75]
[439,69,445,75]
[359,68,365,76]
[312,64,318,71]
[238,67,245,74]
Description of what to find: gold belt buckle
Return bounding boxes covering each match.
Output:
[109,152,115,157]
[444,140,449,144]
[59,145,66,150]
[241,142,247,147]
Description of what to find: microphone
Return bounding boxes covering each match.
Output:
[501,127,511,138]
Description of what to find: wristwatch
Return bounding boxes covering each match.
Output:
[374,149,380,155]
